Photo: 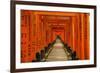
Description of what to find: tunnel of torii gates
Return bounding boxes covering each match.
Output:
[21,10,90,63]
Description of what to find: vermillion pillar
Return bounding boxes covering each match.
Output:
[84,14,90,59]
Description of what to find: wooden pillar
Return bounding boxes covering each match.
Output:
[77,13,85,60]
[21,10,34,62]
[84,14,90,59]
[74,15,79,59]
[67,19,71,47]
[66,22,69,45]
[21,10,27,62]
[39,15,43,50]
[71,16,75,51]
[21,11,27,62]
[30,12,37,61]
[29,11,35,61]
[42,16,47,47]
[77,14,81,59]
[80,14,85,60]
[35,13,40,53]
[40,15,46,50]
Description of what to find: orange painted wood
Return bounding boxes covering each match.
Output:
[80,14,85,60]
[77,14,81,59]
[21,10,90,62]
[84,14,90,59]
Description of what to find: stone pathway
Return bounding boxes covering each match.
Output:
[46,38,68,61]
